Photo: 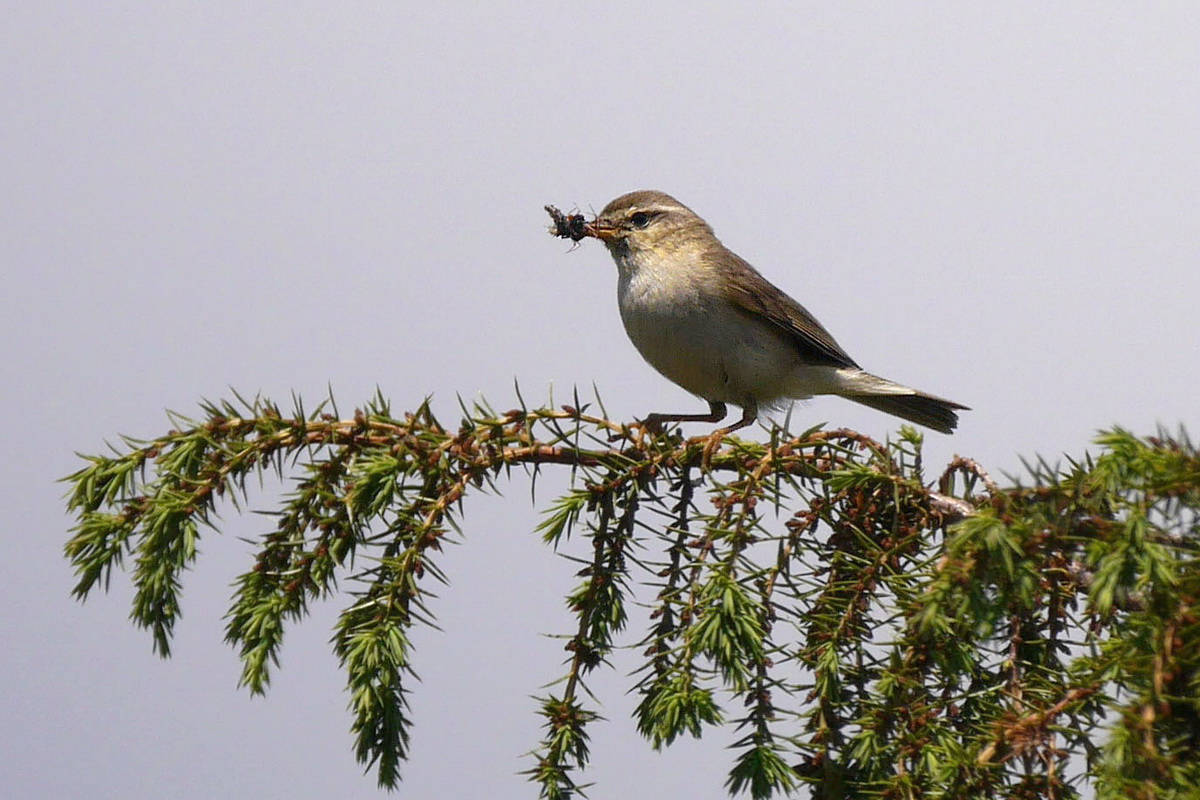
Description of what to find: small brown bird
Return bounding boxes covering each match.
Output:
[570,190,968,435]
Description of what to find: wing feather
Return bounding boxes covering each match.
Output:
[718,251,860,370]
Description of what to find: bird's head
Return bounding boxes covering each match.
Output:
[584,190,714,257]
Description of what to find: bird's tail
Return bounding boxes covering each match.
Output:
[836,371,969,434]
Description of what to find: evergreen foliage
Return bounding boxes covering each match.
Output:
[63,392,1200,798]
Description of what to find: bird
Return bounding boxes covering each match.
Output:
[571,189,968,435]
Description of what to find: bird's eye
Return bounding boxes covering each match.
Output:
[630,211,651,229]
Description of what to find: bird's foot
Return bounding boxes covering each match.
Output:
[637,415,668,436]
[700,430,724,470]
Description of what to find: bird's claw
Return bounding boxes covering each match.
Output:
[700,430,725,470]
[638,416,666,436]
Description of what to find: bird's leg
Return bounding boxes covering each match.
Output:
[702,401,758,468]
[714,400,758,436]
[640,400,727,435]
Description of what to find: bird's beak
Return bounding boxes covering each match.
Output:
[583,220,620,242]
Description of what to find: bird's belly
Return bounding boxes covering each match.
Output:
[619,299,803,406]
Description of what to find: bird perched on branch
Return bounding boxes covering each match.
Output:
[549,190,968,435]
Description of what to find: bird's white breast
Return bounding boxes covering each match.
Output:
[614,248,813,406]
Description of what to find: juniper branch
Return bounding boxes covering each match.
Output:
[62,397,1200,798]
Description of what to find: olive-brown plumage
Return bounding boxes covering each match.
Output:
[576,190,968,434]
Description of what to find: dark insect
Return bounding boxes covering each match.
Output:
[545,205,589,242]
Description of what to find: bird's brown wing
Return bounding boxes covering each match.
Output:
[720,251,861,370]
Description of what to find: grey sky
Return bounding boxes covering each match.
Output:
[3,3,1198,798]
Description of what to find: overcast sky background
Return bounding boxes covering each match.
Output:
[3,3,1198,798]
